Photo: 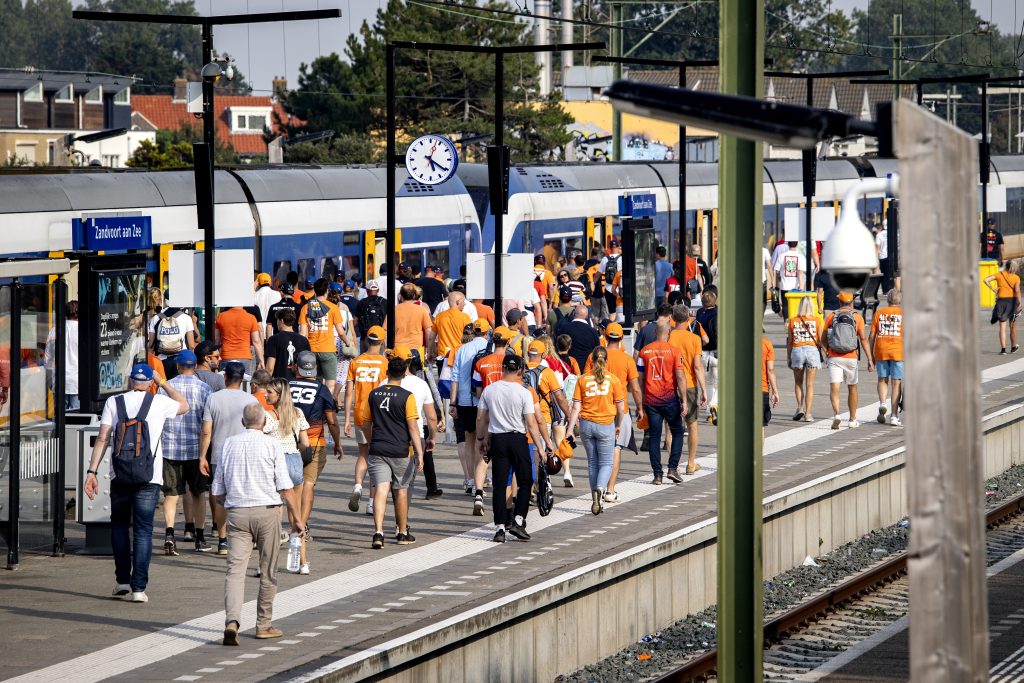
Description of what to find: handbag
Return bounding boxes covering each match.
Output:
[340,337,359,359]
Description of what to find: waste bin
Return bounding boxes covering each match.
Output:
[980,259,999,308]
[785,290,820,319]
[75,425,112,554]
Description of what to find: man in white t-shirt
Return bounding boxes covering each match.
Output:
[392,345,441,499]
[45,300,80,410]
[772,241,806,320]
[84,363,189,603]
[149,304,197,380]
[875,223,891,292]
[254,273,282,335]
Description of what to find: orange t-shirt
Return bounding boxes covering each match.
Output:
[994,271,1020,299]
[146,353,166,394]
[254,389,272,411]
[762,336,775,392]
[684,256,698,284]
[612,271,624,306]
[637,341,685,406]
[215,307,259,360]
[298,298,343,353]
[526,362,563,424]
[668,327,702,389]
[392,301,431,352]
[346,352,386,425]
[534,266,555,299]
[433,307,471,359]
[473,351,507,389]
[824,310,865,359]
[871,306,904,362]
[585,348,638,387]
[573,372,625,425]
[474,301,495,327]
[788,315,822,348]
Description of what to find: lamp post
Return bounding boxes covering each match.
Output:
[385,40,604,343]
[73,8,340,330]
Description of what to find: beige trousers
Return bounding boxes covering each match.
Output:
[225,505,281,630]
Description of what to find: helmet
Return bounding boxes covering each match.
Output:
[545,454,563,475]
[557,439,575,461]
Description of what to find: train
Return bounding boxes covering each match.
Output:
[2,155,1024,295]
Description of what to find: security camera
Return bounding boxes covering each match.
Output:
[821,175,898,291]
[223,64,235,82]
[200,62,222,82]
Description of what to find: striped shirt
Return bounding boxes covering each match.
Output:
[160,374,211,461]
[211,429,292,509]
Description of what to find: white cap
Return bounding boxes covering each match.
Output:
[366,279,380,290]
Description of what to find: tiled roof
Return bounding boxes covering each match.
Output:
[626,68,916,121]
[131,94,298,155]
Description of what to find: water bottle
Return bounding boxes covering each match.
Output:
[286,533,301,572]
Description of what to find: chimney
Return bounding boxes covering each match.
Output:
[173,77,187,102]
[272,76,287,102]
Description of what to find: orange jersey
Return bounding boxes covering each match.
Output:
[392,301,431,351]
[994,271,1020,298]
[474,301,495,327]
[824,310,865,359]
[216,307,259,359]
[585,347,638,387]
[871,306,904,362]
[299,298,343,353]
[433,307,471,359]
[668,328,702,389]
[347,353,386,425]
[473,352,507,389]
[637,341,685,407]
[526,385,541,444]
[146,353,165,395]
[762,336,775,392]
[612,271,624,306]
[573,372,625,425]
[788,315,822,348]
[526,362,563,424]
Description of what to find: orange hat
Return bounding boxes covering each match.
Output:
[492,326,513,342]
[837,291,854,304]
[637,413,650,431]
[473,318,491,334]
[527,340,546,355]
[557,438,575,461]
[604,322,624,339]
[256,272,272,286]
[389,344,413,361]
[367,325,386,342]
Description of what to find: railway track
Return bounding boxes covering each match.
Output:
[652,493,1024,683]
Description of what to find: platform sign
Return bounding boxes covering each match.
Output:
[622,219,658,325]
[75,216,152,252]
[465,253,537,302]
[618,193,657,218]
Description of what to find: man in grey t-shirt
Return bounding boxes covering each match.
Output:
[476,355,553,543]
[200,362,258,554]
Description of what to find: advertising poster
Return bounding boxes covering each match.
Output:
[622,220,658,324]
[95,271,146,398]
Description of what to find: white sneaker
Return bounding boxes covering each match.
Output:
[299,563,310,575]
[848,420,860,429]
[111,583,131,598]
[603,491,619,503]
[889,416,902,426]
[124,591,148,603]
[802,413,814,422]
[563,472,574,488]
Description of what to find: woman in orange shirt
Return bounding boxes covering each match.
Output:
[565,347,625,515]
[985,259,1023,354]
[786,296,824,422]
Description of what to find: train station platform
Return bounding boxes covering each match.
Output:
[3,315,1024,683]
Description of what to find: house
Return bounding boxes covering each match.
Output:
[0,68,153,167]
[131,78,296,158]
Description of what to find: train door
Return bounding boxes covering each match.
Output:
[362,229,401,283]
[158,242,202,294]
[585,216,613,257]
[694,210,717,262]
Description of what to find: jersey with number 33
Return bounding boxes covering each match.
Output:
[287,378,337,447]
[347,353,387,426]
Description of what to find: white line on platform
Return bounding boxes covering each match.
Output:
[415,591,472,597]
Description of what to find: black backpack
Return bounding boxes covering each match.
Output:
[359,296,386,333]
[695,307,718,351]
[524,365,564,423]
[112,394,158,485]
[604,254,619,284]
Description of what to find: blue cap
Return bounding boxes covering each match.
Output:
[130,363,154,382]
[175,349,197,367]
[304,278,315,289]
[343,279,356,290]
[329,281,343,293]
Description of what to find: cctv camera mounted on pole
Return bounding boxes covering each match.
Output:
[821,175,898,291]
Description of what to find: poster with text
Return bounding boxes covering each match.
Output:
[95,270,146,398]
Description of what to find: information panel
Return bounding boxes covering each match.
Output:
[622,219,658,325]
[94,270,147,398]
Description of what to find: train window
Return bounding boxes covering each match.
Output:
[297,259,314,285]
[543,240,562,267]
[564,238,583,261]
[426,248,449,275]
[343,232,360,246]
[320,257,340,282]
[272,260,291,288]
[342,255,361,280]
[401,250,423,274]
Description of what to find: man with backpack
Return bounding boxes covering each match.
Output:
[355,280,387,353]
[524,340,571,449]
[298,278,348,394]
[149,303,196,381]
[84,363,189,603]
[598,240,621,322]
[449,319,492,511]
[547,285,575,334]
[824,291,874,430]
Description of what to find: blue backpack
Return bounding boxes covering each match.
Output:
[112,394,157,485]
[305,297,328,323]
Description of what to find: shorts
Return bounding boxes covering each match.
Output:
[827,357,859,385]
[315,351,338,380]
[876,360,904,380]
[454,412,466,443]
[284,452,304,486]
[789,345,822,370]
[456,405,479,434]
[161,459,209,496]
[355,424,369,446]
[368,454,417,490]
[615,411,633,449]
[684,387,699,425]
[763,392,772,426]
[336,358,350,384]
[223,357,255,378]
[992,298,1019,323]
[302,446,327,485]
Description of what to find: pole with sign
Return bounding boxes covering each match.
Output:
[620,193,659,326]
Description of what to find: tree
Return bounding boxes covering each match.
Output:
[279,0,574,162]
[126,124,236,169]
[282,134,382,165]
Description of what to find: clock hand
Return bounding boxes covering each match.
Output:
[432,160,450,173]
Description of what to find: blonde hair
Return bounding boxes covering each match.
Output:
[269,378,299,437]
[590,346,608,385]
[797,297,816,318]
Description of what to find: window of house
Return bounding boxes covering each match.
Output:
[234,113,269,132]
[102,154,120,167]
[54,85,73,103]
[84,86,102,104]
[15,143,36,163]
[23,82,42,102]
[113,88,130,105]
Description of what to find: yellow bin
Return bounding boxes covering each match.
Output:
[785,290,820,319]
[980,259,999,308]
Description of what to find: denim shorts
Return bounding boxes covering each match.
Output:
[789,345,821,370]
[876,360,904,380]
[284,452,304,487]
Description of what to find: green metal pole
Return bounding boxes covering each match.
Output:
[610,1,622,161]
[717,0,764,679]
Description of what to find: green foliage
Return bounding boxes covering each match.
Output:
[279,0,574,162]
[283,134,382,164]
[126,124,236,169]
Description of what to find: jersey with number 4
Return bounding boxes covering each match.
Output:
[637,341,685,407]
[347,353,387,426]
[287,378,337,448]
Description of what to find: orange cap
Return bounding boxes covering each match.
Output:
[527,340,546,355]
[256,272,272,286]
[367,325,386,342]
[389,344,413,361]
[557,439,575,461]
[837,291,854,304]
[604,322,624,339]
[473,318,491,333]
[637,413,650,430]
[492,326,513,342]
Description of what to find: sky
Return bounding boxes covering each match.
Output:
[201,1,1022,93]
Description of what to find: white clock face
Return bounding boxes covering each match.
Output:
[405,134,459,186]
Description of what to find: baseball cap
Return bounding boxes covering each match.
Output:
[389,344,414,361]
[281,282,295,295]
[506,309,525,325]
[609,239,620,247]
[399,261,411,269]
[256,272,272,286]
[366,279,380,291]
[534,254,546,264]
[343,279,356,290]
[838,291,855,304]
[492,325,513,342]
[176,349,198,367]
[304,278,315,289]
[425,265,439,273]
[367,325,386,342]
[329,281,343,293]
[599,318,613,329]
[295,351,317,378]
[604,322,624,339]
[223,361,246,381]
[473,318,491,334]
[502,354,523,372]
[558,285,572,301]
[571,293,584,304]
[528,340,546,355]
[130,363,154,382]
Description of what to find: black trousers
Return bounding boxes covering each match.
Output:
[422,425,438,493]
[489,432,533,525]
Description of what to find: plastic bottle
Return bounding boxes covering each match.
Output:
[286,533,301,572]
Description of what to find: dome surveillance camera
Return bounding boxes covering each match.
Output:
[223,64,235,82]
[200,62,222,82]
[821,175,898,291]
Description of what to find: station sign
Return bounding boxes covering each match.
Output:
[618,193,657,218]
[75,215,153,251]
